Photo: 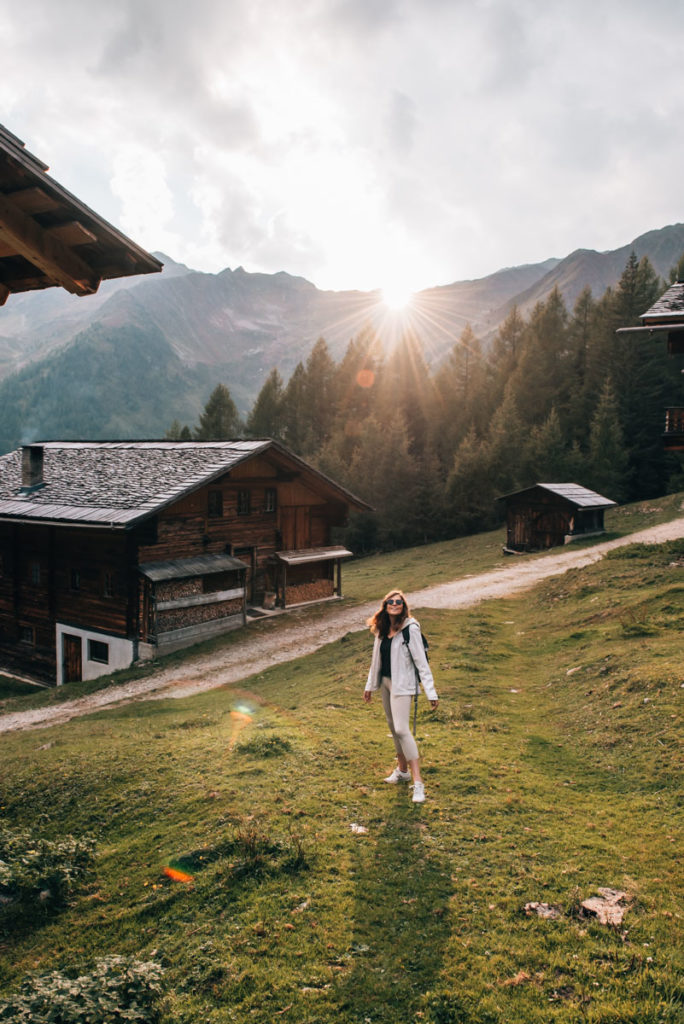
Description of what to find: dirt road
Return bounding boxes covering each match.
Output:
[2,518,682,734]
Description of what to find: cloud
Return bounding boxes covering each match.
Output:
[3,0,684,292]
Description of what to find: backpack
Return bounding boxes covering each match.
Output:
[402,624,429,736]
[402,624,429,661]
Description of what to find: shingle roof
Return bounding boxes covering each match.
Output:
[0,439,371,527]
[139,553,249,581]
[498,483,617,508]
[639,282,684,322]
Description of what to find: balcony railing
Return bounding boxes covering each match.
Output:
[663,408,684,450]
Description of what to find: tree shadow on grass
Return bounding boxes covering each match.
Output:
[333,796,453,1022]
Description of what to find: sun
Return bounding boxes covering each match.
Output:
[380,283,415,311]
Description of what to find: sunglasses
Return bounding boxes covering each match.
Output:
[386,597,404,606]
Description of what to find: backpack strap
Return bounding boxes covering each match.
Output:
[402,625,420,736]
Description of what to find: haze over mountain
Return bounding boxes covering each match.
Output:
[1,222,683,453]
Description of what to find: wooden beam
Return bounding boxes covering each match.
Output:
[7,187,61,215]
[0,219,98,259]
[0,194,101,296]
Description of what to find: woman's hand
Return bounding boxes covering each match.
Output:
[363,690,372,703]
[430,699,439,709]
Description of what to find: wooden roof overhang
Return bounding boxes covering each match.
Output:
[0,124,162,305]
[139,553,249,581]
[275,546,353,565]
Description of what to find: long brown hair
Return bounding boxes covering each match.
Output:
[367,589,411,637]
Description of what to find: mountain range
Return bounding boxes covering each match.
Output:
[0,222,683,452]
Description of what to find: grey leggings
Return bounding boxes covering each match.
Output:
[381,676,419,762]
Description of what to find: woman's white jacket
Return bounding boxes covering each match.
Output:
[365,617,438,701]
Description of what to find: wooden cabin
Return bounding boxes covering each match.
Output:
[0,440,371,685]
[498,483,616,552]
[616,282,684,450]
[0,123,162,304]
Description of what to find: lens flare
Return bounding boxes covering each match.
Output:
[163,865,194,884]
[355,368,375,389]
[227,701,255,750]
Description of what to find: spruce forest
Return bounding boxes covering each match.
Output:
[169,252,684,552]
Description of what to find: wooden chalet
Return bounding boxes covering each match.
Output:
[0,440,370,685]
[616,281,684,450]
[498,483,616,552]
[0,123,162,304]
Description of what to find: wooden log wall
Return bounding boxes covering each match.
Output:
[0,523,131,679]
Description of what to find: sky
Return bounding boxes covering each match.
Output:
[3,0,684,299]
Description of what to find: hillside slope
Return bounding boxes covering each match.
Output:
[0,530,681,1023]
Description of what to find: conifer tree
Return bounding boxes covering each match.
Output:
[521,407,581,485]
[246,368,284,439]
[432,325,486,464]
[377,330,434,457]
[280,362,309,454]
[165,419,192,440]
[586,378,629,502]
[446,427,496,535]
[194,384,241,440]
[508,288,570,428]
[566,287,598,446]
[346,413,420,550]
[486,305,526,412]
[302,337,338,454]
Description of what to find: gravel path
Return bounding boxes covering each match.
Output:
[2,518,682,734]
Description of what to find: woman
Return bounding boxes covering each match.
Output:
[363,589,438,803]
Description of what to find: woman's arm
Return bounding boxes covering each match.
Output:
[407,623,438,703]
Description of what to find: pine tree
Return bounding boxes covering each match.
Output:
[586,378,629,502]
[486,305,526,412]
[246,368,284,438]
[165,419,192,440]
[376,330,434,457]
[194,384,241,440]
[302,337,338,455]
[432,325,486,464]
[612,251,661,326]
[280,363,309,454]
[508,288,570,428]
[346,413,420,550]
[446,428,497,535]
[566,287,598,447]
[521,407,578,485]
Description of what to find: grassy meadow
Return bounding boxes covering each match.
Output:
[0,524,682,1021]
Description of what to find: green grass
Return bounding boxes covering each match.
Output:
[0,676,44,700]
[0,537,682,1022]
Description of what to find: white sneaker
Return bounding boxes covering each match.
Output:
[412,780,425,803]
[384,767,411,784]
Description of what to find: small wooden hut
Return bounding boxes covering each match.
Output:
[498,483,616,552]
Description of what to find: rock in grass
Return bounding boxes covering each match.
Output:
[580,887,631,926]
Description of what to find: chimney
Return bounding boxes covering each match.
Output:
[21,444,45,492]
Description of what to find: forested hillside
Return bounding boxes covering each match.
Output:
[183,252,683,552]
[0,323,215,452]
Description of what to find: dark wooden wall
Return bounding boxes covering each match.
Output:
[0,523,131,680]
